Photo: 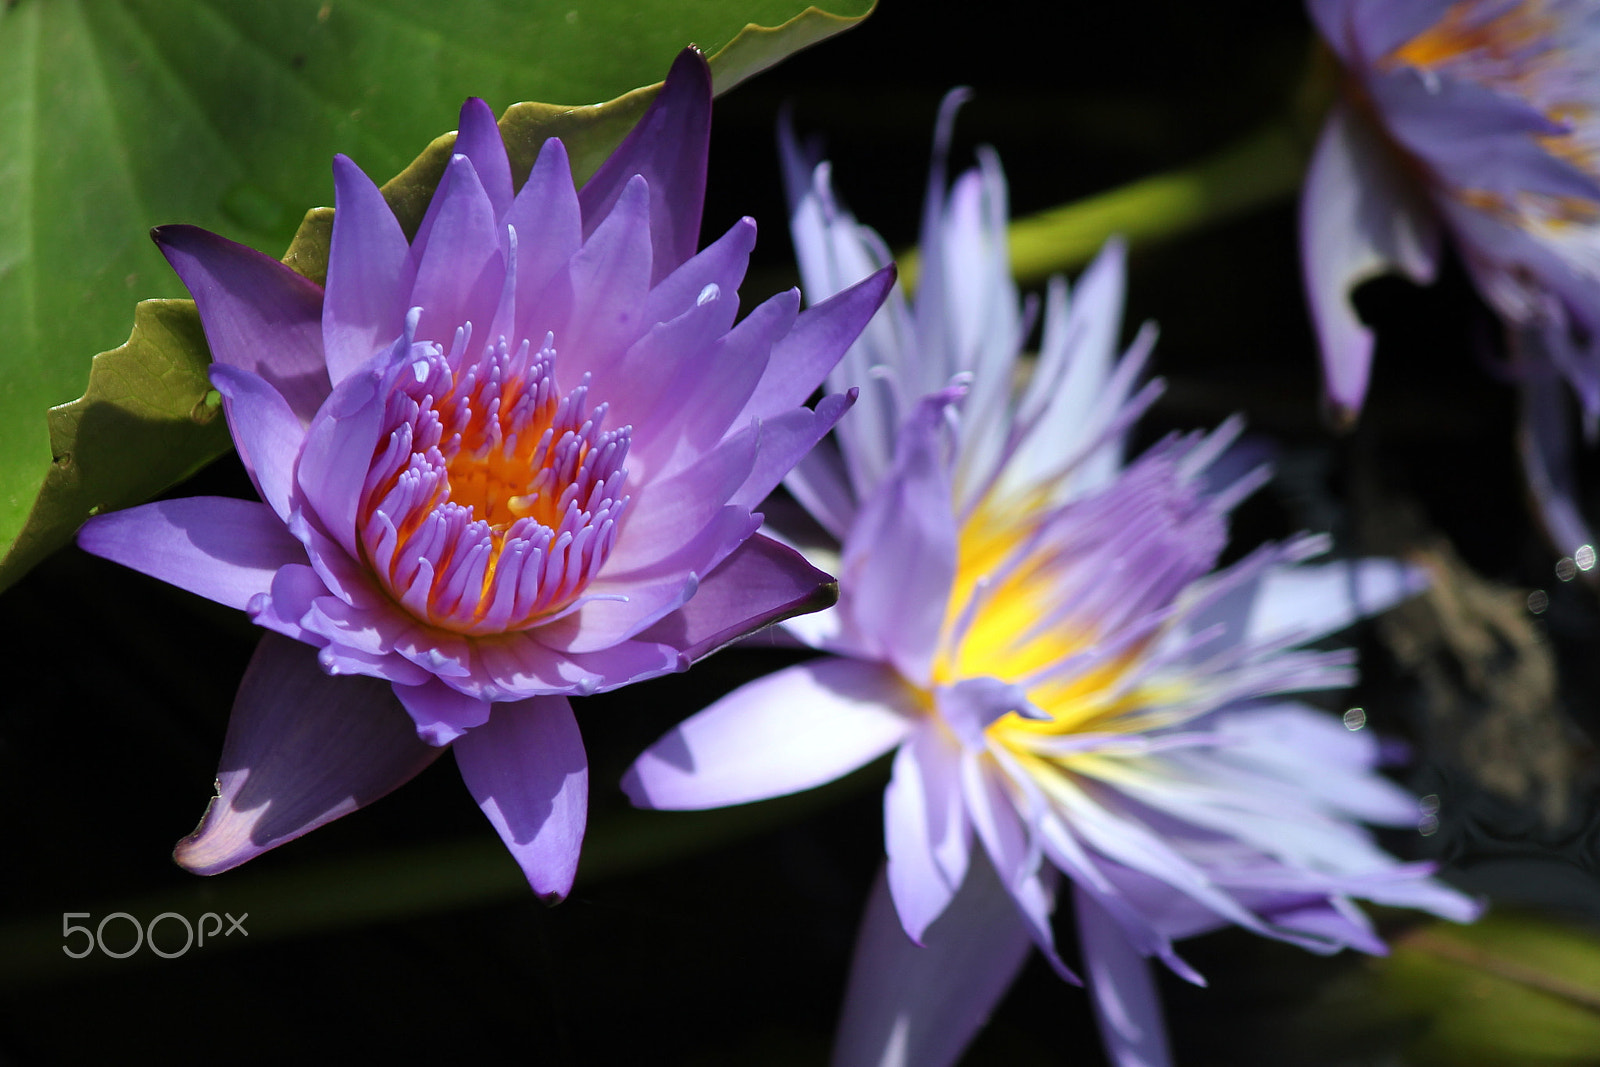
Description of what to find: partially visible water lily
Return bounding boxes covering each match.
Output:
[626,94,1481,1066]
[76,49,892,901]
[1304,0,1600,555]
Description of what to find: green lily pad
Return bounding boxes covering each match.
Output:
[1362,914,1600,1066]
[0,0,874,592]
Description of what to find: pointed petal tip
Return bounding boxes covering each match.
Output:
[171,790,235,876]
[456,697,588,907]
[330,153,366,187]
[808,579,841,615]
[661,45,713,109]
[149,222,212,254]
[670,43,712,75]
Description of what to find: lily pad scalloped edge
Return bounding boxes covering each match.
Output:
[0,3,874,594]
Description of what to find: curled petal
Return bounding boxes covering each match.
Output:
[250,563,326,643]
[393,676,493,746]
[174,634,441,875]
[1300,102,1440,423]
[295,352,390,559]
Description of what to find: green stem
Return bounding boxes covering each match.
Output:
[899,119,1309,290]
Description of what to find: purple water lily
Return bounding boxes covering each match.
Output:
[625,95,1481,1067]
[75,49,892,902]
[1303,0,1600,555]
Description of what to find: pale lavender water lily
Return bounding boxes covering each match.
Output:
[75,49,892,902]
[1303,0,1600,556]
[626,94,1481,1067]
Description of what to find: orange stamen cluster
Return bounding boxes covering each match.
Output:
[357,326,631,635]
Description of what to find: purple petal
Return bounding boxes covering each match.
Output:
[505,137,582,349]
[578,47,711,284]
[621,655,916,810]
[1232,558,1425,650]
[301,592,397,656]
[1300,102,1440,422]
[208,365,304,520]
[729,391,855,510]
[935,677,1043,749]
[1372,69,1600,204]
[453,97,513,220]
[885,725,969,943]
[603,430,759,574]
[1208,703,1423,827]
[1009,239,1130,494]
[629,288,800,476]
[77,497,307,611]
[153,224,331,422]
[832,859,1033,1067]
[324,155,415,385]
[1076,886,1174,1067]
[393,676,494,746]
[637,216,757,341]
[784,440,859,542]
[635,532,839,662]
[293,509,378,607]
[962,752,1077,982]
[1354,0,1460,61]
[597,285,737,440]
[837,389,961,683]
[475,632,603,698]
[565,174,655,376]
[454,695,588,902]
[410,154,506,347]
[737,267,897,425]
[296,352,389,559]
[1264,897,1387,956]
[174,634,441,875]
[533,573,697,656]
[249,563,326,643]
[565,637,681,694]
